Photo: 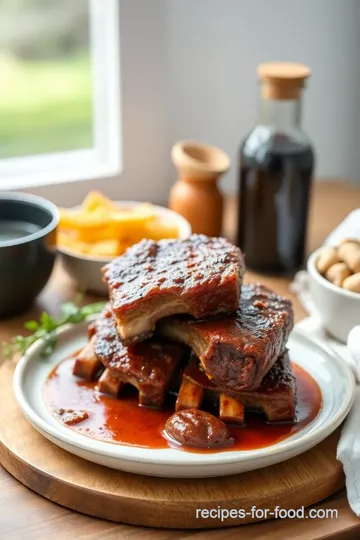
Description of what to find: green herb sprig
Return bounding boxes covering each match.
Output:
[3,301,106,360]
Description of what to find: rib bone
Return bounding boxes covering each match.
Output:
[219,394,245,425]
[98,368,125,396]
[175,378,204,411]
[73,337,102,380]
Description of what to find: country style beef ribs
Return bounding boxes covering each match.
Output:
[93,305,186,407]
[159,283,294,392]
[102,234,244,344]
[176,352,296,423]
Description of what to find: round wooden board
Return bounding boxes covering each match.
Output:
[0,361,344,529]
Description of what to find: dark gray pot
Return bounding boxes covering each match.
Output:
[0,192,59,316]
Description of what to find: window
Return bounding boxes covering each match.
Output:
[0,0,121,190]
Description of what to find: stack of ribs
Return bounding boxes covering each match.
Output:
[73,234,296,425]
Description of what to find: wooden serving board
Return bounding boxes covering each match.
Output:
[0,361,344,529]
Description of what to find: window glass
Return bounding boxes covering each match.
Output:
[0,0,93,158]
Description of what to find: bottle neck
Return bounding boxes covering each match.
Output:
[258,94,302,131]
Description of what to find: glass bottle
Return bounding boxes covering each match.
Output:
[237,62,315,274]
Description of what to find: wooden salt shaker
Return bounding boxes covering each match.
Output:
[169,141,230,237]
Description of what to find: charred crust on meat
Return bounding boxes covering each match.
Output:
[102,234,245,343]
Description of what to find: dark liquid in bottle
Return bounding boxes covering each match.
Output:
[238,134,314,274]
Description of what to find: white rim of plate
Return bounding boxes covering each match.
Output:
[13,322,356,466]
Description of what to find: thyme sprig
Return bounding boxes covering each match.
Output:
[3,301,105,360]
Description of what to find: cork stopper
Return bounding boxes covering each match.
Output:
[257,62,311,100]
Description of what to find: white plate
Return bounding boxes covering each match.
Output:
[13,323,355,478]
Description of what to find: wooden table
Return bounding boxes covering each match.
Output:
[1,180,360,540]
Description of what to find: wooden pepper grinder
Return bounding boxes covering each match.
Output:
[169,141,230,237]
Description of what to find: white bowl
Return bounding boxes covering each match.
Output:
[58,202,192,296]
[307,249,360,343]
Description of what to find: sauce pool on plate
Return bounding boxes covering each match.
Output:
[44,356,322,452]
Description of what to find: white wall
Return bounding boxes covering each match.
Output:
[30,0,360,204]
[166,0,360,193]
[31,0,170,205]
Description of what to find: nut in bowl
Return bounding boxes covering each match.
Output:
[57,192,192,295]
[307,241,360,343]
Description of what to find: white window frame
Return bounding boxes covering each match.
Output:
[0,0,122,191]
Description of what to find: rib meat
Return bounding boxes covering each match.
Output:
[177,352,296,422]
[102,234,244,344]
[159,283,294,391]
[94,305,186,407]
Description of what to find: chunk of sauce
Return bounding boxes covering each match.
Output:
[44,357,322,453]
[53,408,89,426]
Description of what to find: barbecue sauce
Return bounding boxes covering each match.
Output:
[237,62,315,274]
[44,356,322,453]
[238,137,314,273]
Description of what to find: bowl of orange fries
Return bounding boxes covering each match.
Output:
[57,191,192,295]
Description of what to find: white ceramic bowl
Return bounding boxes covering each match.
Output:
[58,202,192,295]
[307,248,360,343]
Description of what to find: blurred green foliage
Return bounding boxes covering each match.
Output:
[0,54,93,158]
